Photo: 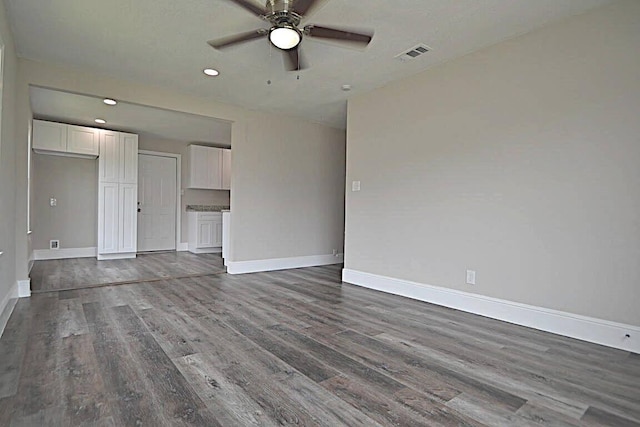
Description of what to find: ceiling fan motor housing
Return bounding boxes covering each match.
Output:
[266,0,301,26]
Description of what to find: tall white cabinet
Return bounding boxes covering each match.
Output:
[97,130,139,260]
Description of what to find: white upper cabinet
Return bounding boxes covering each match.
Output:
[119,133,139,184]
[67,125,100,156]
[99,130,120,182]
[99,131,138,184]
[187,145,231,190]
[188,145,212,189]
[32,120,99,158]
[32,121,67,152]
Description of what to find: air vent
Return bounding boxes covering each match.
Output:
[395,44,431,62]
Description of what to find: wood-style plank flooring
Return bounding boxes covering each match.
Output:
[1,257,639,426]
[29,252,225,292]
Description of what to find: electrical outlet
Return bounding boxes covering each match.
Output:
[50,240,60,250]
[332,249,338,256]
[466,270,476,285]
[50,198,57,207]
[352,181,361,192]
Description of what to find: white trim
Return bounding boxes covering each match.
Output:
[0,281,19,338]
[177,242,189,252]
[32,247,97,260]
[228,253,344,275]
[97,252,136,261]
[17,280,31,298]
[342,269,640,354]
[188,247,222,255]
[138,150,182,250]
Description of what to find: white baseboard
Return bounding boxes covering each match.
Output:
[17,279,31,298]
[342,269,640,354]
[188,247,222,255]
[32,247,97,261]
[228,253,344,275]
[0,281,19,338]
[97,252,136,261]
[177,242,189,252]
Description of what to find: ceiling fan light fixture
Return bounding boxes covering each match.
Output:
[269,25,301,50]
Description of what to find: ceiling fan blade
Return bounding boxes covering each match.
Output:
[227,0,267,17]
[283,46,307,71]
[208,29,267,49]
[294,0,326,17]
[305,25,373,47]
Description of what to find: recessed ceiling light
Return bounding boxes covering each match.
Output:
[103,98,117,106]
[203,68,220,77]
[94,118,106,124]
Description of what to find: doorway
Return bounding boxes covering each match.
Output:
[137,153,178,252]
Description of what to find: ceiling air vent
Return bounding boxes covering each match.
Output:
[395,44,431,62]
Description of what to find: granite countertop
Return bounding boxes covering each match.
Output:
[186,205,230,212]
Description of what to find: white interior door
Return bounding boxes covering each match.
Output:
[137,154,177,252]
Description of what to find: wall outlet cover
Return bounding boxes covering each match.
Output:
[466,270,476,285]
[50,240,60,250]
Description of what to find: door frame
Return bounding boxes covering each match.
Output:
[138,150,183,251]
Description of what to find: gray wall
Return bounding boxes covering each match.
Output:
[345,0,640,326]
[138,135,231,243]
[233,111,346,261]
[0,0,19,322]
[31,154,97,250]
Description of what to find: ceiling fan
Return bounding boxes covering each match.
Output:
[208,0,374,71]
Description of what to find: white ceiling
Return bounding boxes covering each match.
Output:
[30,87,232,145]
[6,0,612,129]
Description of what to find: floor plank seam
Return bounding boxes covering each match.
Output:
[30,271,227,294]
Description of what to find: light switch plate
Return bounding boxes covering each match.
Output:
[352,181,361,192]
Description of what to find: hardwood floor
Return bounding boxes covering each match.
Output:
[2,258,639,426]
[29,252,226,293]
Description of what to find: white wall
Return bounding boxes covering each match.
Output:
[0,0,19,330]
[345,0,640,326]
[14,59,345,278]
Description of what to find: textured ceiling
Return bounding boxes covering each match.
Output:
[6,0,612,129]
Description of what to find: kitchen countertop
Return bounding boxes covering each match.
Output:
[186,205,230,212]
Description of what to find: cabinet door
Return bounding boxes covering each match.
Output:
[119,133,139,184]
[98,182,119,254]
[208,148,223,190]
[212,217,223,246]
[197,221,214,248]
[188,145,210,189]
[221,149,231,190]
[99,130,120,182]
[118,183,138,253]
[67,125,100,156]
[32,120,67,153]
